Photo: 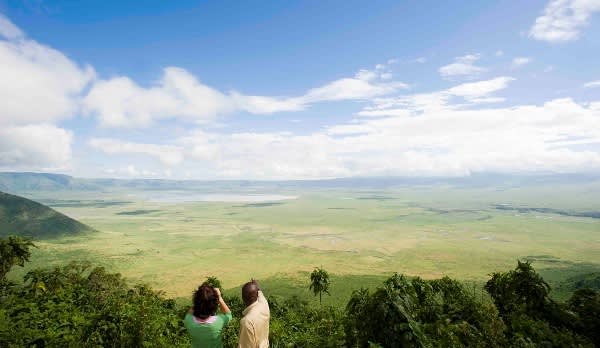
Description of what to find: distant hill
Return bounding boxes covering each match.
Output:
[0,172,101,192]
[1,171,600,194]
[0,191,95,239]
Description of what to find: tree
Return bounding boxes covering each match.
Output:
[485,260,551,319]
[309,267,330,306]
[485,261,593,347]
[0,236,35,280]
[205,276,222,289]
[1,260,189,347]
[568,288,600,346]
[345,273,506,348]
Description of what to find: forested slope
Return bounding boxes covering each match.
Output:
[0,191,94,239]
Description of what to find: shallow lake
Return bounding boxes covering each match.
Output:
[131,191,298,203]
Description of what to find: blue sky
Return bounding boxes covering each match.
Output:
[1,0,599,179]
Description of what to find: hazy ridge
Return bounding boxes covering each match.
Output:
[2,171,600,194]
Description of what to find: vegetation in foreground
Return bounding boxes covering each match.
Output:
[2,236,599,347]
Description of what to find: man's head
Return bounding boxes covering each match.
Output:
[242,280,259,307]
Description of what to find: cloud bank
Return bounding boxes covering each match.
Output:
[83,65,407,128]
[1,13,599,179]
[530,0,600,42]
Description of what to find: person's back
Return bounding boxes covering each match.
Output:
[185,284,232,348]
[239,280,270,348]
[184,311,232,348]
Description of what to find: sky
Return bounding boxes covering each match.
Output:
[0,0,599,180]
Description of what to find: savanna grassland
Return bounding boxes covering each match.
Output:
[8,179,600,306]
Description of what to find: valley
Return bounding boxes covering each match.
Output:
[5,175,599,304]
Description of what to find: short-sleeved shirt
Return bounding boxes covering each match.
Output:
[184,312,232,348]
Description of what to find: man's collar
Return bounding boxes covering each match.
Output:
[242,300,259,316]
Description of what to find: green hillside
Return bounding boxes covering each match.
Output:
[0,191,95,239]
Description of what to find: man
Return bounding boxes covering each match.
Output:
[239,279,270,348]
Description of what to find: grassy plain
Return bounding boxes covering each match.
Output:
[9,182,600,305]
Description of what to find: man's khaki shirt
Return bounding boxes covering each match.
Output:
[239,290,270,348]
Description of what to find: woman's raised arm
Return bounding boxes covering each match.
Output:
[214,288,230,314]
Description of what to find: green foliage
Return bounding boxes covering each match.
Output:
[309,267,330,306]
[0,191,94,239]
[269,298,346,347]
[0,235,35,281]
[2,235,600,348]
[345,274,506,347]
[221,295,346,348]
[205,276,222,289]
[568,288,600,346]
[485,261,551,318]
[0,259,189,347]
[486,260,596,347]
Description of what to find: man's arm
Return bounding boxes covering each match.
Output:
[238,319,256,348]
[251,279,267,305]
[257,290,267,305]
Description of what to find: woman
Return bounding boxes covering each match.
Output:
[184,283,232,348]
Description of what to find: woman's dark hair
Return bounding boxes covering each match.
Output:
[193,283,218,319]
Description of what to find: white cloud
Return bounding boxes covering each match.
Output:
[84,64,406,128]
[357,109,412,118]
[511,57,532,68]
[302,77,407,103]
[1,15,406,130]
[0,16,95,126]
[380,72,393,80]
[0,16,90,171]
[0,15,366,131]
[230,93,304,114]
[81,76,599,180]
[0,124,73,170]
[468,97,506,104]
[299,64,407,103]
[361,77,513,115]
[83,69,235,127]
[544,65,555,72]
[529,0,600,42]
[88,138,184,166]
[495,50,504,57]
[584,80,600,88]
[165,92,600,179]
[88,77,550,180]
[355,69,379,81]
[2,14,599,180]
[439,54,487,79]
[414,57,427,63]
[103,165,159,178]
[446,77,514,100]
[178,130,350,179]
[0,13,24,39]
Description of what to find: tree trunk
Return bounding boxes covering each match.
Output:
[319,292,322,307]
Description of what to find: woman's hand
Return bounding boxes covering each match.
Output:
[214,288,231,314]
